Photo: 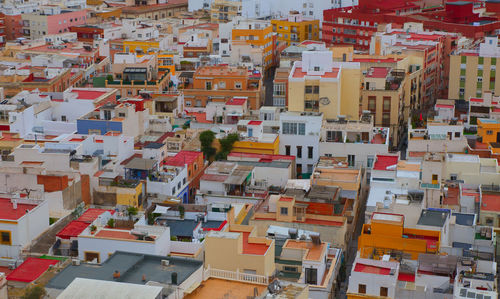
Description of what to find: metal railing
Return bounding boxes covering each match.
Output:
[204,266,269,285]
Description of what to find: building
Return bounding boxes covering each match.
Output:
[360,67,412,146]
[288,50,360,120]
[210,0,241,23]
[21,6,87,40]
[319,113,390,168]
[0,196,49,259]
[477,118,500,145]
[120,1,188,20]
[232,121,280,155]
[271,12,319,47]
[163,151,205,202]
[55,278,164,299]
[449,36,500,100]
[198,161,259,197]
[204,225,275,277]
[183,65,263,110]
[279,111,322,178]
[272,67,290,107]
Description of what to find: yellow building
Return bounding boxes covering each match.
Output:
[231,19,274,69]
[0,132,23,158]
[205,224,275,277]
[288,50,360,120]
[477,118,500,144]
[271,12,319,46]
[158,52,176,76]
[116,181,143,208]
[449,51,499,101]
[210,0,241,23]
[123,40,161,54]
[232,121,280,155]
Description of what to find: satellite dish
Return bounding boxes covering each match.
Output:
[319,97,330,105]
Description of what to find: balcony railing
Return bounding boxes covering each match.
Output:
[204,266,269,285]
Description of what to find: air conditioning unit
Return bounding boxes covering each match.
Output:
[161,259,170,267]
[72,259,80,266]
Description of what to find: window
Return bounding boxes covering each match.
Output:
[118,113,126,117]
[196,100,202,107]
[348,154,355,166]
[284,266,297,272]
[313,86,319,94]
[358,284,366,294]
[183,178,186,185]
[314,66,320,71]
[235,82,242,89]
[308,146,313,159]
[172,187,176,194]
[382,113,390,126]
[305,85,313,93]
[367,155,374,168]
[298,123,305,135]
[455,132,460,138]
[380,287,388,297]
[219,81,226,88]
[296,146,302,158]
[383,97,391,112]
[305,268,317,285]
[84,251,100,263]
[61,115,67,122]
[486,217,494,225]
[280,207,288,215]
[432,174,438,184]
[185,100,191,107]
[307,164,313,173]
[368,96,376,113]
[450,174,457,181]
[0,231,10,245]
[487,130,493,135]
[285,145,290,155]
[205,81,212,90]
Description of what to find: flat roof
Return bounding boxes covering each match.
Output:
[164,151,202,167]
[47,251,203,289]
[6,257,58,282]
[372,213,404,223]
[291,67,339,79]
[417,209,450,227]
[162,219,223,238]
[283,240,326,261]
[481,193,500,212]
[226,97,247,106]
[71,89,108,100]
[353,263,392,275]
[184,278,266,299]
[78,208,113,223]
[366,67,391,78]
[228,230,270,255]
[57,278,164,299]
[0,198,38,220]
[452,213,475,226]
[56,221,89,239]
[124,157,156,170]
[373,155,399,171]
[446,153,480,163]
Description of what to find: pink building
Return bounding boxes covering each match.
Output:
[22,7,87,40]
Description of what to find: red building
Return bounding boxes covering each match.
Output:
[4,14,22,42]
[323,0,500,50]
[0,13,5,46]
[70,25,105,42]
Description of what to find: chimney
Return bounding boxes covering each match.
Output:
[12,200,17,210]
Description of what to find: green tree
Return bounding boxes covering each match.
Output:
[127,206,138,220]
[106,74,114,82]
[107,218,115,228]
[178,205,185,219]
[199,130,216,160]
[216,133,239,160]
[22,285,46,299]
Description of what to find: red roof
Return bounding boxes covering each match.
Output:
[95,229,137,240]
[292,67,340,78]
[164,151,202,167]
[436,104,454,109]
[78,208,113,223]
[0,198,38,221]
[481,193,500,212]
[230,231,269,255]
[373,155,398,171]
[6,258,58,282]
[71,89,108,100]
[398,273,416,282]
[248,121,263,126]
[226,97,247,105]
[366,67,391,78]
[470,98,483,102]
[352,57,401,63]
[354,263,391,275]
[56,221,89,239]
[200,173,228,182]
[279,196,294,202]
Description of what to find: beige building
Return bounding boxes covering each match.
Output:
[204,224,275,277]
[448,37,500,100]
[210,0,241,23]
[288,50,360,120]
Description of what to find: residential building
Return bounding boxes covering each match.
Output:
[250,195,348,249]
[477,118,500,145]
[21,7,87,40]
[120,1,188,20]
[46,251,203,296]
[271,12,319,47]
[478,185,500,227]
[0,196,49,259]
[198,161,260,197]
[288,50,360,120]
[449,36,500,100]
[55,278,164,299]
[232,121,280,155]
[93,175,144,207]
[183,65,263,110]
[319,112,390,168]
[204,224,275,277]
[163,151,205,202]
[210,0,241,23]
[272,67,289,107]
[227,152,296,179]
[467,92,500,126]
[6,257,60,287]
[147,164,189,203]
[279,111,322,178]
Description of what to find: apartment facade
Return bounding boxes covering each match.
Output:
[21,8,87,40]
[271,12,319,47]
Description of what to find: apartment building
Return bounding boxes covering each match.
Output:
[279,111,322,178]
[210,0,241,23]
[271,12,319,47]
[288,50,360,120]
[449,36,500,100]
[230,18,274,70]
[21,6,87,40]
[183,65,263,110]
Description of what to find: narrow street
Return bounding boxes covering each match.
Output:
[263,67,276,106]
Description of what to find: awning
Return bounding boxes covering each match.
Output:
[153,206,170,214]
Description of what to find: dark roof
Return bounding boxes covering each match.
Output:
[232,160,291,169]
[124,67,147,73]
[452,241,472,250]
[46,251,202,290]
[417,209,450,227]
[161,219,223,237]
[144,142,164,149]
[452,213,475,226]
[446,1,472,5]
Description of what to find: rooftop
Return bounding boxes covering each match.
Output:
[56,221,89,239]
[283,240,326,261]
[47,251,203,290]
[70,89,109,100]
[353,263,392,275]
[417,209,450,227]
[0,198,38,221]
[184,278,266,299]
[225,97,247,106]
[366,67,391,78]
[78,208,113,223]
[373,155,399,171]
[291,67,340,79]
[56,278,164,299]
[481,193,500,211]
[6,257,59,283]
[164,151,202,167]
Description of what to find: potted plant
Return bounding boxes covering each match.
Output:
[90,225,97,234]
[178,205,185,219]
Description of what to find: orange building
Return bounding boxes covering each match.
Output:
[358,213,440,260]
[0,68,73,97]
[163,151,205,201]
[231,20,274,70]
[183,65,263,110]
